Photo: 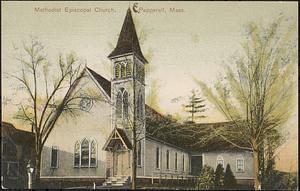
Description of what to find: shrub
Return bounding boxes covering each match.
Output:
[214,164,225,189]
[197,165,215,190]
[224,164,237,189]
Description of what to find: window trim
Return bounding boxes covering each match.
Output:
[166,149,170,170]
[182,154,185,172]
[156,146,160,169]
[175,152,178,171]
[236,157,244,173]
[50,146,58,169]
[74,138,97,168]
[137,141,142,167]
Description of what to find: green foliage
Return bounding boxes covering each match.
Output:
[195,15,297,189]
[214,164,225,189]
[224,164,237,189]
[197,165,215,190]
[184,89,206,123]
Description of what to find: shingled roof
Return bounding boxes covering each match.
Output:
[85,68,250,153]
[87,67,111,97]
[108,8,148,63]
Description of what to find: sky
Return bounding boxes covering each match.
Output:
[1,1,298,172]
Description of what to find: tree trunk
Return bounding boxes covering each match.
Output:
[253,149,261,190]
[34,152,41,188]
[131,130,137,189]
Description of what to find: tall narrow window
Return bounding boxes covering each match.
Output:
[74,141,80,166]
[175,153,178,171]
[115,63,120,78]
[156,147,160,169]
[50,146,58,168]
[140,66,145,83]
[123,91,128,119]
[81,139,89,166]
[166,150,170,170]
[236,158,244,172]
[121,63,126,78]
[137,95,140,119]
[139,94,143,118]
[137,141,142,166]
[182,155,185,172]
[126,62,132,76]
[116,91,122,118]
[90,141,96,167]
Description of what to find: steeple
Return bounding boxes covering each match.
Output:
[108,8,148,64]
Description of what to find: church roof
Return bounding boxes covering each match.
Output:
[86,67,111,97]
[85,68,250,153]
[108,8,148,64]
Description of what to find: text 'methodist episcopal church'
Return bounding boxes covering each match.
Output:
[40,8,254,187]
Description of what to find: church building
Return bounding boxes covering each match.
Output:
[40,8,254,188]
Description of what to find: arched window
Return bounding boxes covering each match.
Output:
[217,155,224,168]
[126,62,132,76]
[74,139,97,168]
[74,141,80,166]
[175,152,178,171]
[121,63,126,78]
[139,94,143,118]
[137,95,140,119]
[123,90,128,119]
[115,63,120,78]
[140,66,145,82]
[236,157,244,172]
[116,91,122,118]
[81,138,89,166]
[137,141,142,166]
[166,150,170,170]
[90,140,96,167]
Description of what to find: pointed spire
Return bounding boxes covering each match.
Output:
[108,8,148,63]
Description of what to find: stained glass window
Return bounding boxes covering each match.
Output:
[90,141,96,167]
[74,141,80,166]
[81,138,89,166]
[116,91,122,118]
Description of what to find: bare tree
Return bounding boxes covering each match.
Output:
[9,37,102,187]
[195,16,297,189]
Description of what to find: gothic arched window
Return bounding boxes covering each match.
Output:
[137,141,142,166]
[90,140,96,167]
[81,138,89,166]
[121,63,126,78]
[74,139,97,168]
[139,94,143,118]
[116,91,122,118]
[126,62,132,76]
[216,155,224,168]
[137,93,143,119]
[115,63,120,79]
[123,90,129,119]
[74,141,80,166]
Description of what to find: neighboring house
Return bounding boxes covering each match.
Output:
[40,8,254,188]
[1,122,35,189]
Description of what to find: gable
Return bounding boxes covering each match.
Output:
[85,67,111,102]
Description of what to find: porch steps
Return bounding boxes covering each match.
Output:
[102,176,130,187]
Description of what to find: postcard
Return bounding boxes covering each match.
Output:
[1,1,298,190]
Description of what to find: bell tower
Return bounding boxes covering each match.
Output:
[108,8,148,136]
